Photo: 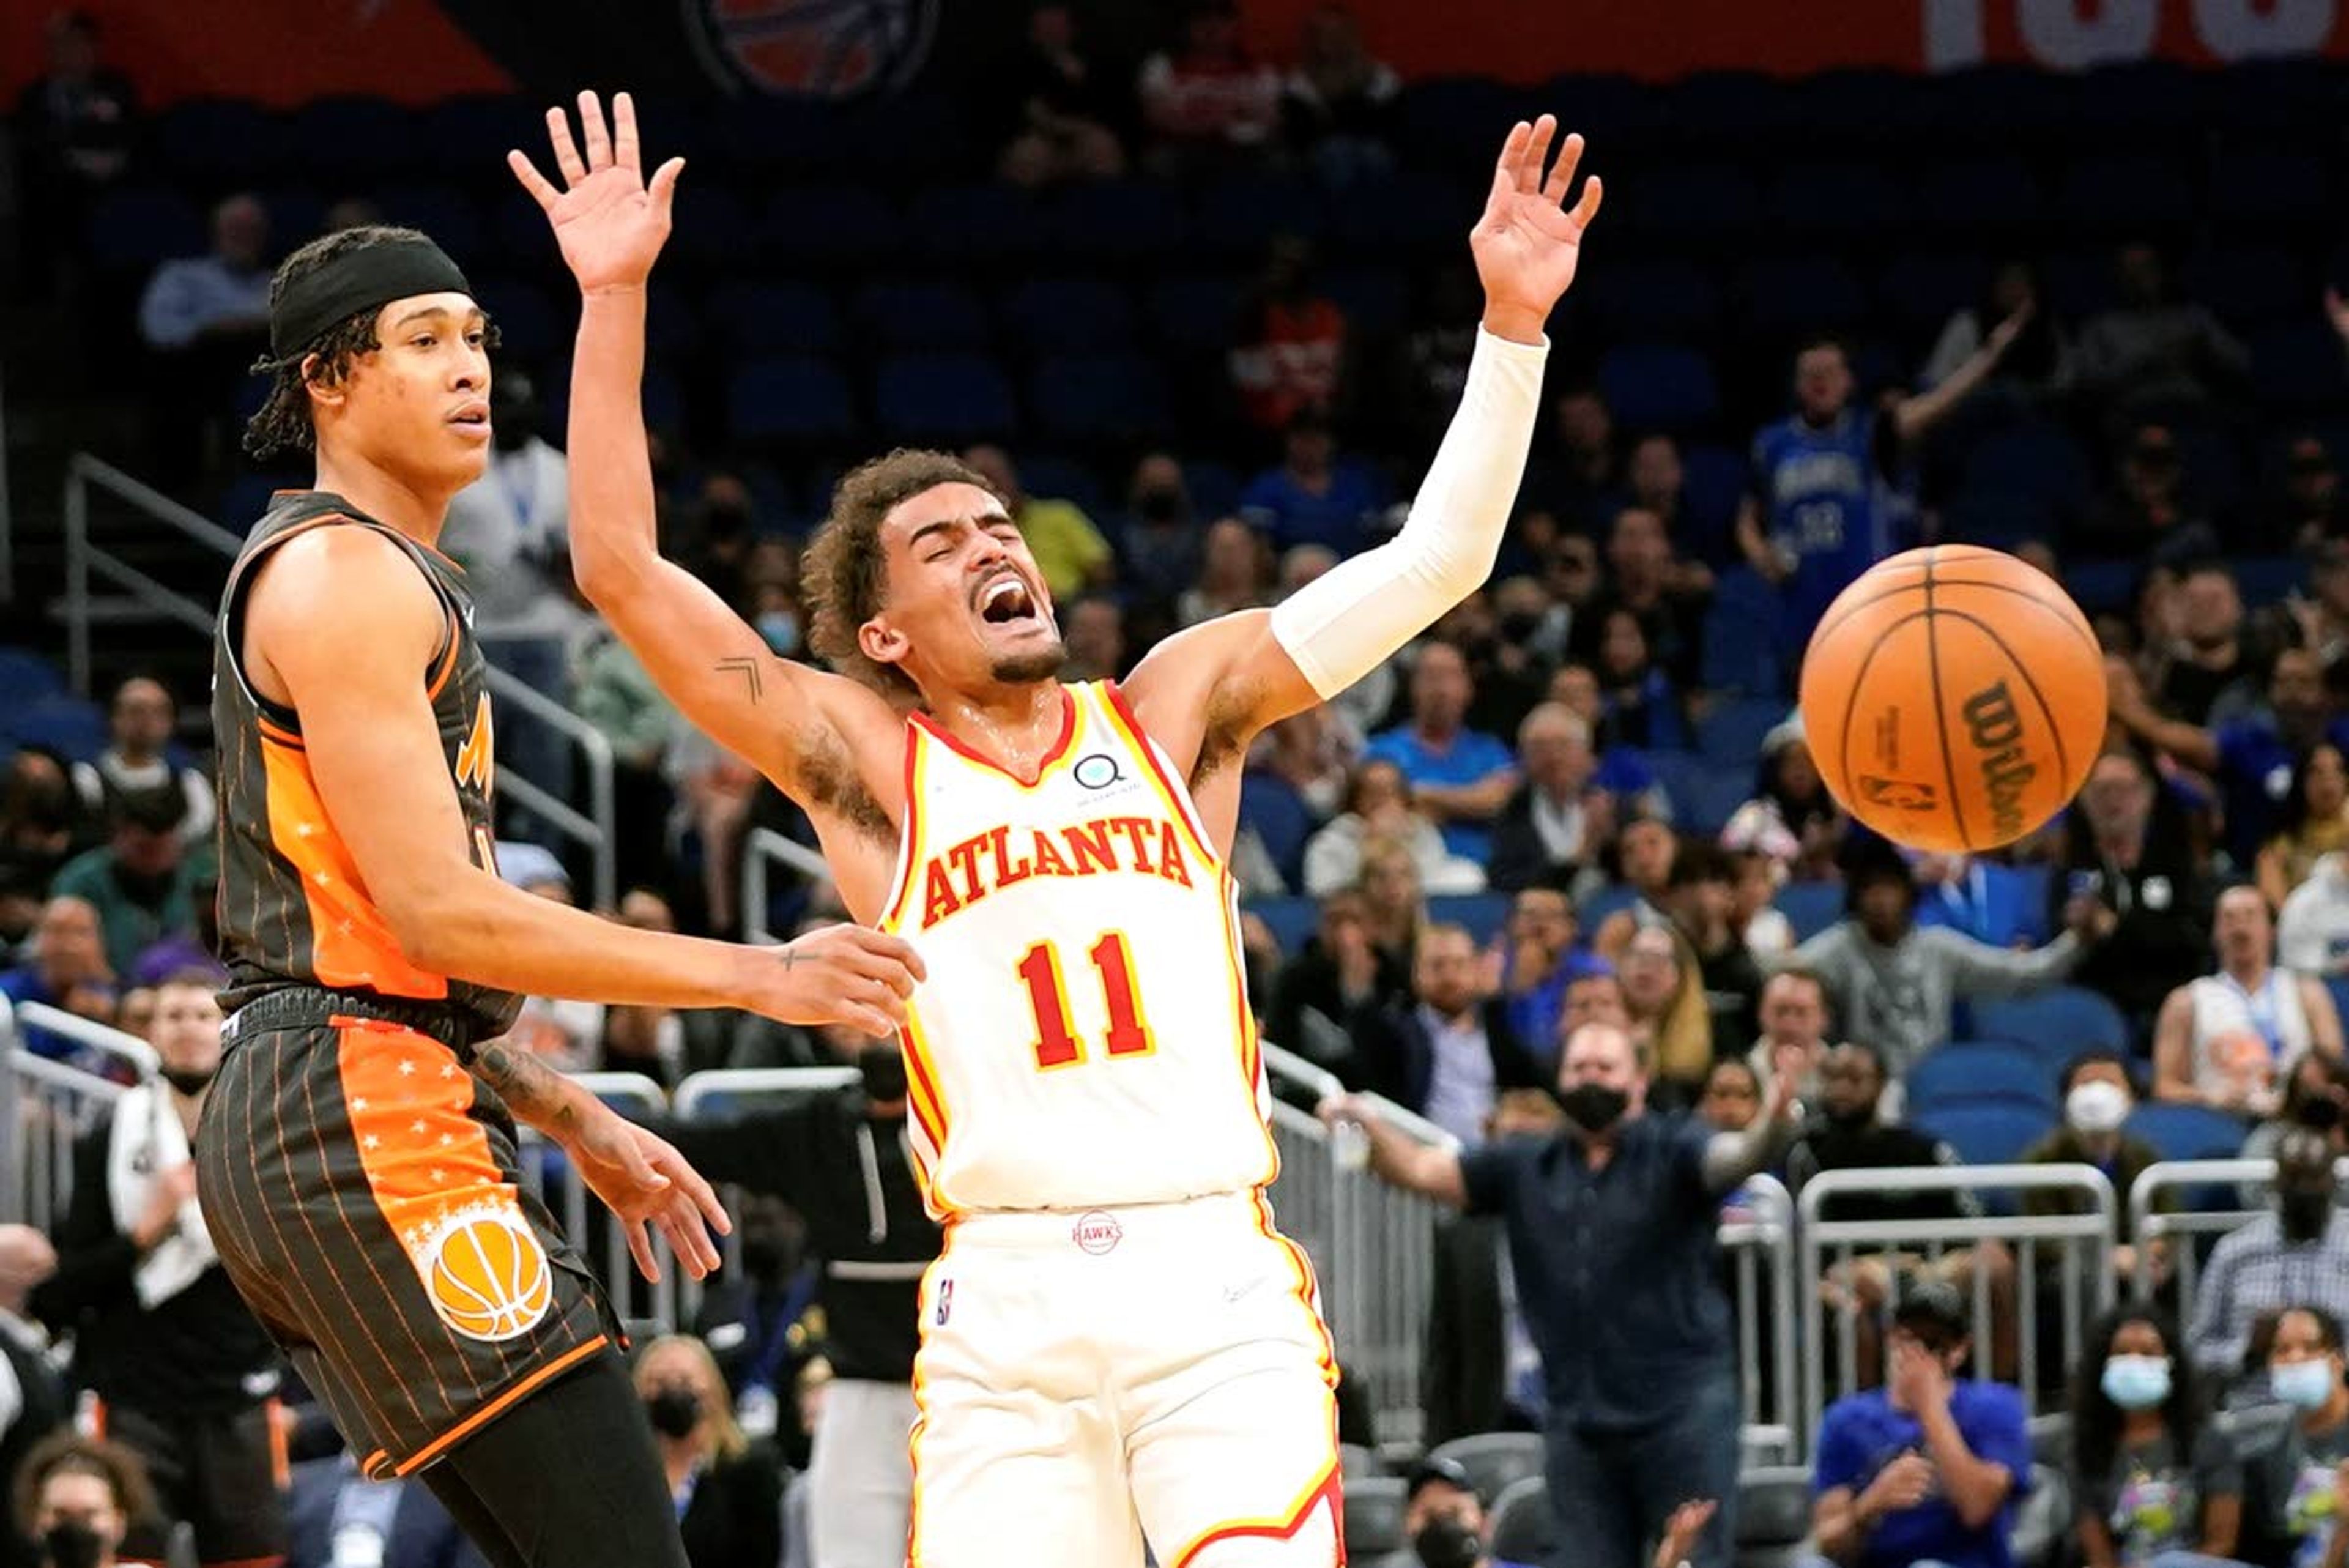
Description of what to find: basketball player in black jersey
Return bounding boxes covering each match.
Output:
[196,223,923,1568]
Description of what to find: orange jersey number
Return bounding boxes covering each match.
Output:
[1016,931,1156,1071]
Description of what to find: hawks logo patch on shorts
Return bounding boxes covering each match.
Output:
[407,1200,555,1343]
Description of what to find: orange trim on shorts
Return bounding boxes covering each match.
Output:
[1167,1451,1344,1568]
[905,1225,959,1568]
[87,1396,104,1439]
[261,737,448,998]
[907,684,1079,789]
[1099,681,1219,869]
[388,1334,609,1477]
[265,1396,289,1488]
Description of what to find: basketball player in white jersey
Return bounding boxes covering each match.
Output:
[511,92,1600,1567]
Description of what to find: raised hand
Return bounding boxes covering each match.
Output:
[508,90,685,295]
[1651,1499,1718,1568]
[1471,114,1605,342]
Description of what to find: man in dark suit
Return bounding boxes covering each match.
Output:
[1346,922,1542,1145]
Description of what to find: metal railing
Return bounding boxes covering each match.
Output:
[743,827,830,945]
[61,453,618,908]
[669,1066,864,1326]
[2129,1156,2349,1311]
[1798,1163,2118,1454]
[1723,1173,1803,1465]
[7,1003,152,1227]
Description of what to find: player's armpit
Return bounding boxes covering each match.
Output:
[1120,609,1321,784]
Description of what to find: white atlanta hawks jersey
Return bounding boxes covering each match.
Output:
[875,680,1278,1217]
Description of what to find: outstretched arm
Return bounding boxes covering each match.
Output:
[511,92,899,814]
[1123,117,1596,765]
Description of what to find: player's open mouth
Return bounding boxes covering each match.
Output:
[976,573,1039,626]
[448,402,492,437]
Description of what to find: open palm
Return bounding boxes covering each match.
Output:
[509,90,684,295]
[1470,116,1604,323]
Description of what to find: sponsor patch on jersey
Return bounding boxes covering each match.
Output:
[1071,1211,1124,1255]
[1073,752,1124,790]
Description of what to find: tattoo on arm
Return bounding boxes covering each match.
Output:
[717,656,765,702]
[472,1042,581,1136]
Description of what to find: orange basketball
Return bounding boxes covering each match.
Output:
[1797,545,2107,853]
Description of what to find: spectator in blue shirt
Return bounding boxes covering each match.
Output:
[0,894,119,1067]
[1734,321,2027,656]
[1330,1021,1800,1568]
[1238,409,1388,553]
[135,193,270,352]
[1365,641,1520,863]
[2110,646,2349,868]
[1809,1280,2034,1568]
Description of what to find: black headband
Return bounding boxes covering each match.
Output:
[268,235,473,359]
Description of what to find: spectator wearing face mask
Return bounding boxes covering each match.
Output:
[1809,1281,2033,1568]
[2243,1304,2349,1568]
[653,1033,935,1568]
[28,972,284,1568]
[1329,1023,1802,1568]
[1395,1455,1538,1568]
[2241,1057,2349,1191]
[10,1433,157,1568]
[2066,1304,2243,1568]
[2022,1053,2176,1295]
[631,1336,782,1568]
[2187,1128,2349,1380]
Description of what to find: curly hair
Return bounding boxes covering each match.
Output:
[242,223,498,461]
[12,1431,159,1536]
[801,448,996,700]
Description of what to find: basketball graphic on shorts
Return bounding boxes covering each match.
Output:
[1797,545,2106,853]
[422,1206,554,1342]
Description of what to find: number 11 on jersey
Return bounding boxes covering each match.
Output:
[1017,932,1156,1070]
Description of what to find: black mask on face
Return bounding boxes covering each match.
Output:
[1557,1082,1627,1135]
[42,1522,104,1568]
[859,1044,908,1107]
[1497,611,1544,645]
[1824,1102,1876,1132]
[1413,1517,1483,1568]
[2280,1189,2334,1243]
[1136,488,1186,525]
[161,1066,215,1097]
[646,1386,702,1439]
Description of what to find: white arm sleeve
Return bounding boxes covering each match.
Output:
[1269,326,1548,698]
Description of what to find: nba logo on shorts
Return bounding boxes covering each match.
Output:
[934,1278,953,1327]
[1071,1211,1123,1256]
[692,0,940,98]
[411,1202,554,1343]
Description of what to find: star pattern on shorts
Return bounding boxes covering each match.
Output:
[398,1061,417,1077]
[410,1120,426,1135]
[351,1098,369,1113]
[428,1167,445,1184]
[362,1134,380,1151]
[439,1133,455,1148]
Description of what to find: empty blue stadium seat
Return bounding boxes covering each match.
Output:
[1048,182,1187,261]
[1641,750,1746,835]
[1911,158,2043,235]
[1577,882,1641,931]
[86,190,204,274]
[290,97,417,179]
[1628,164,1759,240]
[2251,325,2349,415]
[1736,255,1869,335]
[1320,267,1412,336]
[2206,144,2329,227]
[711,282,841,355]
[1769,160,1907,237]
[6,696,108,762]
[875,354,1017,442]
[2233,555,2306,608]
[2065,560,2142,615]
[727,358,856,444]
[1185,459,1242,518]
[1598,344,1721,434]
[1029,355,1169,442]
[1017,455,1106,515]
[1428,894,1512,947]
[1696,696,1788,765]
[155,100,286,179]
[2184,245,2310,332]
[1907,1043,2060,1116]
[1876,251,1991,339]
[1912,1102,2055,1167]
[853,280,992,351]
[1398,77,1529,165]
[1244,896,1319,955]
[2055,155,2197,234]
[904,184,1048,267]
[1961,423,2095,513]
[1323,171,1468,256]
[1774,880,1843,942]
[763,186,904,267]
[1193,174,1324,256]
[1578,258,1724,344]
[1000,277,1137,352]
[471,280,561,362]
[2123,1103,2252,1164]
[0,650,64,707]
[416,95,541,179]
[1699,567,1785,695]
[1971,986,2131,1057]
[1147,274,1245,347]
[373,185,483,258]
[1939,490,2060,551]
[659,185,755,266]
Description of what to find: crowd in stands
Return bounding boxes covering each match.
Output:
[12,1,2349,1566]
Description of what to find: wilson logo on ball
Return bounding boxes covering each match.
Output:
[1961,680,2038,843]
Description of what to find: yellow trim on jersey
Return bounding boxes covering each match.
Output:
[878,727,932,933]
[1216,870,1281,1189]
[1096,682,1220,871]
